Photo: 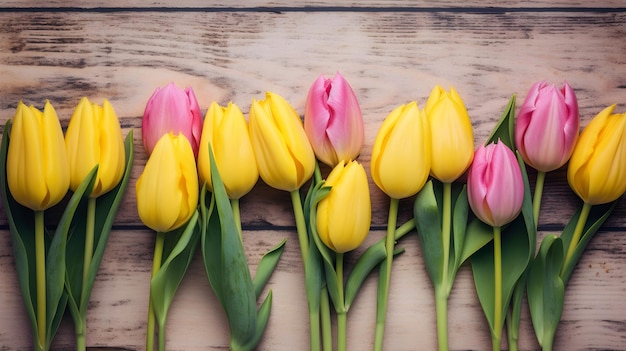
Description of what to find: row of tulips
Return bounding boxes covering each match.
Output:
[1,73,625,351]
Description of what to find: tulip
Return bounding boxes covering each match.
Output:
[142,82,203,157]
[198,102,258,200]
[304,72,364,167]
[65,97,125,198]
[567,104,626,205]
[136,133,199,233]
[516,81,579,172]
[7,100,69,211]
[317,160,371,253]
[371,101,430,350]
[424,85,474,183]
[467,140,524,227]
[249,91,315,192]
[370,101,431,199]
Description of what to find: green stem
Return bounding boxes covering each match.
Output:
[290,189,318,350]
[75,197,96,351]
[395,218,415,240]
[374,198,399,351]
[441,182,451,293]
[433,182,452,351]
[146,232,165,351]
[320,286,332,351]
[231,198,242,240]
[308,302,321,351]
[532,171,546,229]
[434,287,448,351]
[290,190,309,263]
[35,210,46,351]
[493,226,502,351]
[561,202,592,278]
[158,325,166,351]
[336,253,346,351]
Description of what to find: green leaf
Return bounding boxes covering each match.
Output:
[237,290,274,351]
[559,202,615,283]
[65,130,134,329]
[485,94,516,149]
[527,234,565,349]
[459,219,493,266]
[0,120,39,344]
[201,149,256,347]
[150,211,200,331]
[451,185,470,280]
[414,181,444,287]
[344,239,387,310]
[253,239,286,299]
[46,165,97,347]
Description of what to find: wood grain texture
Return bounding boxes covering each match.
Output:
[0,5,625,351]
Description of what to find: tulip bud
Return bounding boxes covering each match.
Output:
[467,140,524,227]
[567,105,626,205]
[316,160,371,253]
[136,133,199,232]
[371,102,431,199]
[249,91,315,192]
[7,101,69,211]
[424,85,474,183]
[198,102,259,199]
[515,81,579,172]
[142,82,203,157]
[304,72,364,167]
[65,97,125,198]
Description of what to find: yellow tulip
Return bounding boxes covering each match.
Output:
[424,85,474,183]
[198,102,258,200]
[65,97,125,198]
[370,102,431,199]
[136,133,198,232]
[317,160,371,253]
[249,91,315,192]
[567,104,626,205]
[7,101,69,211]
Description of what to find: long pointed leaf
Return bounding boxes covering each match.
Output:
[253,239,286,299]
[414,181,444,287]
[208,149,257,346]
[150,211,200,329]
[527,234,565,348]
[485,94,516,148]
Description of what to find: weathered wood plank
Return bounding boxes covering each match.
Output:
[0,11,625,228]
[1,1,624,9]
[0,229,624,350]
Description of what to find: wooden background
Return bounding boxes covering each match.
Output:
[1,2,625,350]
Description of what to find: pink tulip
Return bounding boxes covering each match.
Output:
[304,72,364,167]
[467,140,524,227]
[142,82,203,157]
[515,80,579,172]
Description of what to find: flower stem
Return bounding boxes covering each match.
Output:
[336,253,347,351]
[441,182,451,292]
[561,202,592,280]
[532,171,546,229]
[308,302,321,351]
[290,189,318,350]
[434,287,449,351]
[75,197,96,351]
[374,197,399,351]
[492,226,503,351]
[146,231,165,351]
[35,210,46,351]
[290,190,309,262]
[320,286,332,351]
